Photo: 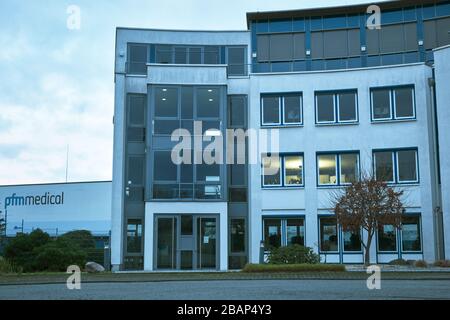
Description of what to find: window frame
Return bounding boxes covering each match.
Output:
[370,85,416,122]
[127,43,149,74]
[315,90,358,125]
[401,213,423,253]
[262,153,305,188]
[261,93,303,127]
[262,216,306,249]
[126,219,144,255]
[373,148,419,185]
[318,216,340,253]
[316,151,360,187]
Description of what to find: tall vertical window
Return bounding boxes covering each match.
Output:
[371,86,415,121]
[378,224,397,252]
[127,219,143,253]
[317,152,359,186]
[319,217,338,252]
[127,94,146,142]
[315,90,358,124]
[373,149,418,184]
[230,219,246,253]
[227,47,247,76]
[263,217,305,249]
[401,215,422,252]
[262,154,304,187]
[343,230,362,252]
[261,93,302,126]
[128,44,148,74]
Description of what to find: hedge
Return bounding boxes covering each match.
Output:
[242,263,346,273]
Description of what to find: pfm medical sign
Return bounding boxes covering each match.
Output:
[4,192,65,209]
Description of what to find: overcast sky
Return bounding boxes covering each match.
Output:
[0,0,381,185]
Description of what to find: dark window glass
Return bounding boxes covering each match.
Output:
[128,156,145,185]
[128,44,148,74]
[180,161,193,184]
[174,47,187,64]
[127,219,142,253]
[181,215,193,235]
[227,47,246,76]
[320,217,338,251]
[348,29,361,57]
[181,87,193,119]
[284,95,302,124]
[264,219,281,248]
[374,151,394,182]
[372,89,391,120]
[394,87,414,118]
[257,35,270,62]
[204,46,220,64]
[340,153,359,184]
[404,23,418,52]
[230,164,246,186]
[229,187,247,202]
[316,93,335,123]
[366,29,380,55]
[397,150,417,182]
[380,24,404,53]
[128,95,146,126]
[197,88,220,118]
[378,224,397,252]
[286,219,305,246]
[293,33,306,59]
[229,96,246,127]
[424,20,437,50]
[154,119,179,135]
[262,156,281,186]
[153,184,178,199]
[155,88,178,118]
[154,151,177,181]
[343,230,362,252]
[196,163,220,182]
[402,216,421,251]
[262,96,280,125]
[311,32,324,59]
[270,34,293,61]
[127,127,146,142]
[156,45,172,64]
[324,30,348,58]
[230,219,246,253]
[189,47,202,64]
[436,17,450,47]
[338,92,357,122]
[318,154,337,185]
[180,251,193,270]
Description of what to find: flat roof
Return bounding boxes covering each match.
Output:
[116,27,249,33]
[0,180,112,188]
[246,0,443,26]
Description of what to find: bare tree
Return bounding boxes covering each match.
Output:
[332,175,405,266]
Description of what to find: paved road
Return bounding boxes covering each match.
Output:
[0,279,449,300]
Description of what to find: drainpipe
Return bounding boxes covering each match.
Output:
[428,68,445,260]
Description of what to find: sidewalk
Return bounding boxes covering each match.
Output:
[345,264,450,272]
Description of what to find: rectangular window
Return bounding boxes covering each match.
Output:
[155,45,173,64]
[204,46,220,64]
[374,149,418,184]
[155,87,178,118]
[371,86,415,121]
[128,44,148,74]
[263,217,305,249]
[401,215,422,252]
[378,224,397,252]
[230,219,246,253]
[343,230,362,252]
[228,95,247,128]
[317,152,359,186]
[127,94,146,142]
[315,90,358,124]
[127,219,142,253]
[197,88,220,118]
[227,47,247,76]
[319,217,338,252]
[153,151,177,182]
[262,155,281,187]
[261,93,302,126]
[262,154,304,187]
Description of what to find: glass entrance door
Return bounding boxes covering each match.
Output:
[197,217,217,269]
[156,217,177,269]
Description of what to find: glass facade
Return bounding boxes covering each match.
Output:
[250,2,450,73]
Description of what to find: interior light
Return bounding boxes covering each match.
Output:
[208,89,213,92]
[162,98,167,101]
[209,99,214,102]
[162,88,167,92]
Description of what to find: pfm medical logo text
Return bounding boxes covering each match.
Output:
[4,192,65,209]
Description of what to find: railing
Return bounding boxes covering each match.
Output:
[152,183,222,200]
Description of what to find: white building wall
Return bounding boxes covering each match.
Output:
[434,45,450,260]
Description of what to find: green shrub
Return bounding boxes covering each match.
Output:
[242,263,345,273]
[267,245,320,265]
[4,229,51,271]
[59,230,95,251]
[0,256,23,274]
[414,260,428,268]
[388,258,409,266]
[433,260,450,268]
[33,239,86,272]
